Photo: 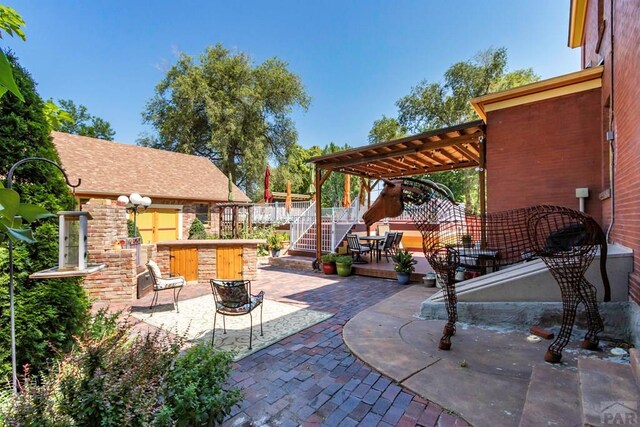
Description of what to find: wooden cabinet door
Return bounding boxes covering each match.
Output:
[170,246,198,282]
[216,246,243,280]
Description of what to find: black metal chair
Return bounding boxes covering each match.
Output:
[146,260,185,313]
[346,234,371,264]
[380,232,397,262]
[210,279,264,350]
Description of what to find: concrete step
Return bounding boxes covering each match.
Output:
[630,348,640,387]
[519,364,581,427]
[578,357,640,426]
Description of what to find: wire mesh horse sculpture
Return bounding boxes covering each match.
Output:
[363,177,610,363]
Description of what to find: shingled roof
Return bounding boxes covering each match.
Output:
[52,132,250,202]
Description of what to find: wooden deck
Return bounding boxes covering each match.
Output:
[351,250,433,283]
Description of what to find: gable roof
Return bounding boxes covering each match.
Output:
[52,132,250,202]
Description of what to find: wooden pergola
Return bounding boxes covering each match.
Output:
[308,120,486,261]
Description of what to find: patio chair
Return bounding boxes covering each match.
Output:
[380,232,397,262]
[346,234,371,264]
[393,232,404,252]
[210,279,264,350]
[146,260,185,313]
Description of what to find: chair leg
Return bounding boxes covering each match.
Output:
[173,287,183,313]
[222,314,226,334]
[249,312,253,350]
[211,311,217,347]
[149,290,158,312]
[260,303,264,337]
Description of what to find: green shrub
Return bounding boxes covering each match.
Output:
[188,218,207,239]
[335,255,353,265]
[391,249,417,274]
[127,218,141,238]
[154,344,242,426]
[320,252,337,263]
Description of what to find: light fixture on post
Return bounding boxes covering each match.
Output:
[5,157,105,394]
[117,193,152,242]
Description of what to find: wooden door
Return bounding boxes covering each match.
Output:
[216,246,243,280]
[170,247,198,282]
[133,209,179,243]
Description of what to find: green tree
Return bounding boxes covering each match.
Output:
[140,44,310,200]
[56,99,116,140]
[368,115,406,144]
[317,142,361,208]
[270,144,320,196]
[394,47,539,210]
[0,53,89,382]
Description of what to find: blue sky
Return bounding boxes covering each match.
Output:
[5,1,579,149]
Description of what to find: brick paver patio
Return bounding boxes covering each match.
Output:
[215,266,470,426]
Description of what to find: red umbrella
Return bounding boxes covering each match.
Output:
[264,167,273,203]
[285,180,292,212]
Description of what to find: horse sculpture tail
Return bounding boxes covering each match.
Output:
[596,223,611,302]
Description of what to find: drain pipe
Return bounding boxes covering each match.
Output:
[606,0,616,243]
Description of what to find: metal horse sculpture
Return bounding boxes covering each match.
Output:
[363,177,610,363]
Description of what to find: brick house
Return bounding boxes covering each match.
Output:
[53,131,250,242]
[52,131,252,302]
[467,0,639,341]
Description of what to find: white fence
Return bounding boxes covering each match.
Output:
[252,201,312,224]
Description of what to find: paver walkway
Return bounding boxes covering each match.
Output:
[220,267,469,426]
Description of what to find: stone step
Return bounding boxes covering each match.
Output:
[631,348,640,387]
[578,357,640,426]
[519,364,581,427]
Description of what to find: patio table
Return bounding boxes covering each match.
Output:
[360,235,386,262]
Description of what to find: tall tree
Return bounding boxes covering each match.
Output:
[270,144,320,197]
[368,115,406,144]
[56,99,115,140]
[0,53,89,381]
[394,47,539,209]
[140,44,310,199]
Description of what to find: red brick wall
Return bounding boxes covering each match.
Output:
[581,0,640,303]
[486,89,603,225]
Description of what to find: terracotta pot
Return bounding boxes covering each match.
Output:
[322,262,336,275]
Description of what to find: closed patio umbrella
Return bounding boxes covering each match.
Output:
[285,179,292,212]
[343,174,351,208]
[264,167,273,203]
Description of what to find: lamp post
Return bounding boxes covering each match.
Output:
[117,193,152,240]
[5,157,81,394]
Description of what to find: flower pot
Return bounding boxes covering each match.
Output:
[423,272,436,287]
[336,263,352,277]
[322,262,336,275]
[396,272,411,285]
[270,249,281,257]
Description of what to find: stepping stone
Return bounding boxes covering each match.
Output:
[519,364,581,427]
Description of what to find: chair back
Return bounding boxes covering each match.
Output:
[146,260,163,286]
[211,279,251,309]
[393,232,404,249]
[382,232,397,250]
[346,234,362,251]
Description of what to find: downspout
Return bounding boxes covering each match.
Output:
[605,0,615,242]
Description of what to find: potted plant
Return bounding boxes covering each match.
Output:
[268,233,284,257]
[391,249,417,285]
[461,234,473,248]
[320,252,337,275]
[335,255,353,277]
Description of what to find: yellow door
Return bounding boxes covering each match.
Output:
[132,209,179,243]
[170,247,198,282]
[216,246,243,280]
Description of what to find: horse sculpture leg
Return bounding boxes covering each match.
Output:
[438,267,458,350]
[545,290,581,363]
[576,278,604,350]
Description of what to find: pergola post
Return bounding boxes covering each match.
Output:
[314,167,332,261]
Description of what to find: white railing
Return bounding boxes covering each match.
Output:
[252,201,312,224]
[289,201,317,249]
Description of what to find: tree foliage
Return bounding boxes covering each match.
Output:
[140,44,310,200]
[56,99,115,140]
[386,47,539,210]
[270,143,320,196]
[0,6,25,101]
[0,53,89,382]
[368,115,406,144]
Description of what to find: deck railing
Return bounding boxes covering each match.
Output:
[252,201,312,224]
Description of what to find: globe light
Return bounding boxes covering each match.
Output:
[129,193,143,205]
[141,196,152,207]
[116,195,129,206]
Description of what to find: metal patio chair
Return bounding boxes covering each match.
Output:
[210,279,264,350]
[146,260,185,313]
[346,234,371,264]
[380,232,398,262]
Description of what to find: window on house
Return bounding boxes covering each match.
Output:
[195,203,210,224]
